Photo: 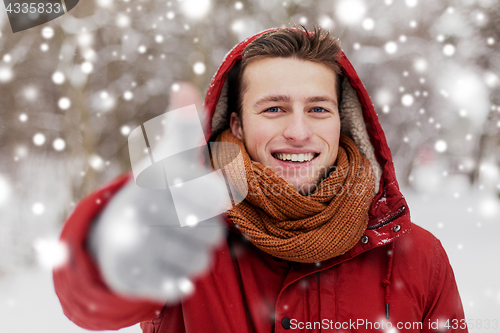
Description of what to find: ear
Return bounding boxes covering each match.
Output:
[229,112,244,140]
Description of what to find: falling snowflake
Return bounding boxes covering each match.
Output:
[81,61,93,74]
[180,0,211,20]
[405,0,418,7]
[116,14,130,27]
[32,202,45,215]
[96,0,113,8]
[401,94,414,106]
[155,35,164,43]
[121,125,131,136]
[434,140,447,153]
[384,41,398,54]
[52,71,65,84]
[336,0,366,25]
[193,62,206,75]
[185,214,199,227]
[0,66,13,83]
[53,138,66,151]
[362,18,375,30]
[58,97,71,110]
[413,58,428,72]
[443,44,456,56]
[41,27,54,39]
[89,154,105,171]
[123,91,133,100]
[33,238,69,269]
[33,133,46,146]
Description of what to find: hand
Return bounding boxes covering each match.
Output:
[88,173,227,304]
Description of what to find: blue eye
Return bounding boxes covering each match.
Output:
[265,107,281,113]
[312,107,328,113]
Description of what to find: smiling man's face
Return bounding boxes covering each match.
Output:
[229,57,341,195]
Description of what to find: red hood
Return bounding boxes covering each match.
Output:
[202,27,410,248]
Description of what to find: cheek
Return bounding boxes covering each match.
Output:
[319,119,341,156]
[243,124,274,160]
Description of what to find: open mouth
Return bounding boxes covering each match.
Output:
[271,152,319,163]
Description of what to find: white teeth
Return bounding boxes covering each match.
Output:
[274,153,316,162]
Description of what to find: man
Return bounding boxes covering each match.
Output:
[54,25,467,332]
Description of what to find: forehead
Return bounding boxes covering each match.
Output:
[241,57,337,103]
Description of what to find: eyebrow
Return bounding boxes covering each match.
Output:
[253,94,338,108]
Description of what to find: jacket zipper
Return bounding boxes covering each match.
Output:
[366,205,406,230]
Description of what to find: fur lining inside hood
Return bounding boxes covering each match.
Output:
[202,27,410,235]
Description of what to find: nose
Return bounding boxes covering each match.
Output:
[282,110,313,143]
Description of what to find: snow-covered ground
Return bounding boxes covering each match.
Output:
[0,184,498,332]
[0,268,140,333]
[402,185,500,332]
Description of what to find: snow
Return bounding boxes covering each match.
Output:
[193,62,206,75]
[33,133,46,146]
[53,138,66,151]
[89,154,105,171]
[180,0,211,20]
[0,1,499,331]
[155,35,164,43]
[32,202,45,215]
[0,268,140,333]
[401,94,414,106]
[384,41,398,54]
[52,72,65,85]
[1,183,496,332]
[443,44,456,56]
[58,97,71,110]
[41,27,55,39]
[116,14,130,28]
[434,140,447,153]
[0,175,10,206]
[336,0,366,25]
[362,18,375,31]
[0,66,13,82]
[19,113,28,122]
[402,186,500,327]
[81,62,94,74]
[121,125,132,135]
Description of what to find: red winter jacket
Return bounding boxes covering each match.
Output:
[53,28,467,332]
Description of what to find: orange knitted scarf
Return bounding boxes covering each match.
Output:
[212,128,375,263]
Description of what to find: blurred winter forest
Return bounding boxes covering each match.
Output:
[0,0,499,331]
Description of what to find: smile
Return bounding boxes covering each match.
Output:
[272,152,319,163]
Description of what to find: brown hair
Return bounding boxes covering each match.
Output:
[226,24,343,125]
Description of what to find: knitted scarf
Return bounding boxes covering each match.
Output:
[212,128,375,263]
